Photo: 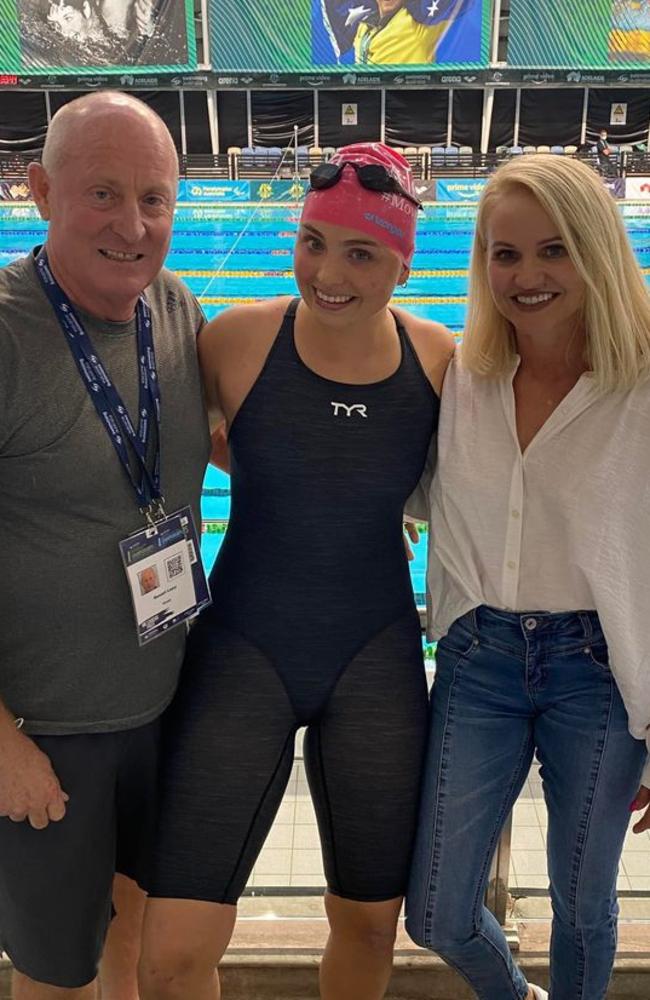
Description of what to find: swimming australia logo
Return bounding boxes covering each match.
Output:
[331,402,368,418]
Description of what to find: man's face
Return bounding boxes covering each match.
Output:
[139,566,159,594]
[31,112,177,320]
[47,1,93,40]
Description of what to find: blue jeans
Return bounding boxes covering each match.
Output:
[406,606,646,1000]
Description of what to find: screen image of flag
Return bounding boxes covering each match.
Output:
[509,0,650,68]
[317,0,480,65]
[0,0,196,73]
[610,0,650,63]
[208,0,489,72]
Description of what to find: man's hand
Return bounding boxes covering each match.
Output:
[0,728,69,830]
[630,786,650,833]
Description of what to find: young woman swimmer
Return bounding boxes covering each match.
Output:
[139,144,454,1000]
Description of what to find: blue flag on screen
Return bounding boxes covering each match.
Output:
[321,0,471,58]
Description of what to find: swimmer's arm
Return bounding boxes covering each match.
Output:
[197,300,291,473]
[394,311,456,520]
[198,315,229,471]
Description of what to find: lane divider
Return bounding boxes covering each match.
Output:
[200,295,469,305]
[179,268,471,279]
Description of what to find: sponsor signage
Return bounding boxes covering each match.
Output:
[436,178,488,202]
[5,68,650,90]
[176,181,308,204]
[177,181,251,202]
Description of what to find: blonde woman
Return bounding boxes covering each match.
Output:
[406,155,650,1000]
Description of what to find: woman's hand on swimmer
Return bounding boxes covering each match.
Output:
[630,785,650,833]
[210,421,230,473]
[403,521,420,562]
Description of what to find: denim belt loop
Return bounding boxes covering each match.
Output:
[578,611,594,642]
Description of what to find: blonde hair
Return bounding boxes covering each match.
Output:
[462,154,650,391]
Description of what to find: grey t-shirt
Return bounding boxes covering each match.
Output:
[0,253,211,734]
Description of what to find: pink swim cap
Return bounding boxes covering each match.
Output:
[300,143,419,267]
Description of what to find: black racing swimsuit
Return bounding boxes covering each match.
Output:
[149,298,440,904]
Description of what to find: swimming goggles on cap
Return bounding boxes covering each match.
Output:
[308,161,423,209]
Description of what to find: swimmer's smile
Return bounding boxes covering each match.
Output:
[314,288,356,310]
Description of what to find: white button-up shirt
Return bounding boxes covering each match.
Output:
[425,352,650,783]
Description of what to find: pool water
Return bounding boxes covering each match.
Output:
[4,198,650,605]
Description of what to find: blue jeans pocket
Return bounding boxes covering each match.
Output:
[436,619,479,672]
[585,640,610,673]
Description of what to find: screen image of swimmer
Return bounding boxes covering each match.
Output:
[508,0,650,67]
[0,0,196,72]
[208,0,489,71]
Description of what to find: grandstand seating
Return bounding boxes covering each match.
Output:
[1,146,649,186]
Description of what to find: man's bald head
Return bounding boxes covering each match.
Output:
[41,92,178,180]
[28,89,179,322]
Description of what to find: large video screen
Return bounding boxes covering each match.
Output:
[209,0,491,72]
[509,0,650,68]
[0,0,196,73]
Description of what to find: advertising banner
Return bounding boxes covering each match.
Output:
[176,181,308,203]
[509,0,650,69]
[0,0,196,74]
[436,177,487,201]
[209,0,491,74]
[178,180,251,203]
[249,180,308,201]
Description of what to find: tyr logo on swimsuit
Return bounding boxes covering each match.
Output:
[331,402,368,418]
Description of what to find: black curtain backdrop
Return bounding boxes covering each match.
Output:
[518,89,583,147]
[131,91,181,150]
[251,90,314,146]
[183,90,212,153]
[385,89,448,146]
[48,91,87,114]
[216,90,248,149]
[451,89,483,148]
[587,89,650,145]
[0,92,47,152]
[49,90,181,150]
[488,88,517,149]
[319,90,381,147]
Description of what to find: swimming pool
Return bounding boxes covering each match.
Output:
[4,198,650,603]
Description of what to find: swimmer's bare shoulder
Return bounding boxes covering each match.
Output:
[198,296,294,424]
[391,306,455,397]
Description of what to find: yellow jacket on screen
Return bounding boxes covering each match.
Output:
[354,8,444,64]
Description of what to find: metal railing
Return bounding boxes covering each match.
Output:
[3,149,650,184]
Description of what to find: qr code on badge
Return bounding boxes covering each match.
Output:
[165,553,184,581]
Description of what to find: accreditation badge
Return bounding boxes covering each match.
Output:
[119,506,211,646]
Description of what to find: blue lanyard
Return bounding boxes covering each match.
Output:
[34,248,164,519]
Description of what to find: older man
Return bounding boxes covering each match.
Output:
[0,92,209,998]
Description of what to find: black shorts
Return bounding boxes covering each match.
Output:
[0,719,160,989]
